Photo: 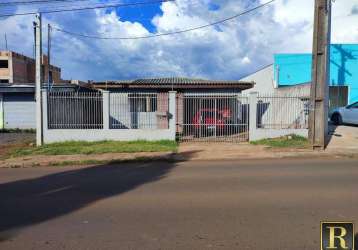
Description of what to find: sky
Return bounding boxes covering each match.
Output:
[0,0,357,81]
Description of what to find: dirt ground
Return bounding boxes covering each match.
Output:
[0,132,35,159]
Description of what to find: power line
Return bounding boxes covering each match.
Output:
[53,0,275,40]
[0,0,91,6]
[0,0,174,17]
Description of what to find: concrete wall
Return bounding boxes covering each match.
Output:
[42,90,309,143]
[251,128,308,141]
[0,93,3,129]
[241,65,276,95]
[42,91,177,143]
[248,92,308,141]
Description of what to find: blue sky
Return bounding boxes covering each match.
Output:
[114,1,163,32]
[0,0,357,81]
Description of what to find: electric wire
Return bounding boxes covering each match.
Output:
[0,0,174,17]
[52,0,275,40]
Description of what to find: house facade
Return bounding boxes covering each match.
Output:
[92,77,254,140]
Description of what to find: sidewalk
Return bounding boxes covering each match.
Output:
[176,142,358,161]
[1,142,357,168]
[326,125,358,152]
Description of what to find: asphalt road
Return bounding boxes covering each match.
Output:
[0,158,357,250]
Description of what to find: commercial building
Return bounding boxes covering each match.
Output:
[0,50,61,84]
[242,44,358,107]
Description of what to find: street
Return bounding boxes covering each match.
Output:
[0,158,357,250]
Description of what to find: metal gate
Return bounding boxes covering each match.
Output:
[176,93,249,142]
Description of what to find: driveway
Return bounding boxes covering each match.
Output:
[0,158,357,250]
[327,125,358,151]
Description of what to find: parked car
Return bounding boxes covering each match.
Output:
[192,108,238,137]
[330,101,358,125]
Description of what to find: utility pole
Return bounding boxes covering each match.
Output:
[4,34,8,50]
[34,13,43,146]
[309,0,331,150]
[47,23,51,90]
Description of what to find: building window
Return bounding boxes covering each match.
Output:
[0,60,8,68]
[129,94,157,112]
[0,79,9,83]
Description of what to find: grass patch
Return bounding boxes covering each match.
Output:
[9,140,178,158]
[250,134,309,148]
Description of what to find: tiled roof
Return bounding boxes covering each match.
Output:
[94,77,254,86]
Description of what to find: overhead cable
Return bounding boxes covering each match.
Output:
[53,0,275,40]
[0,0,174,17]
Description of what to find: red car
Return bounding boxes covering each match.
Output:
[192,108,232,136]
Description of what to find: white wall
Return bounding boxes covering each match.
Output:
[42,91,177,143]
[0,93,3,129]
[241,65,311,96]
[242,65,276,95]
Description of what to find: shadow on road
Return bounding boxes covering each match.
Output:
[326,123,338,147]
[0,151,198,241]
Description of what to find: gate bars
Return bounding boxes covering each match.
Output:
[177,93,249,142]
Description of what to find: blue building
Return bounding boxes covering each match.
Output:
[274,44,358,104]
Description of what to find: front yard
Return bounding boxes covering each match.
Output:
[9,140,178,158]
[250,134,310,148]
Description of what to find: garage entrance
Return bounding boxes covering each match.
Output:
[3,93,35,129]
[176,93,249,142]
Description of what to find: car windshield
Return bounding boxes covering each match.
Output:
[202,111,217,119]
[347,102,358,109]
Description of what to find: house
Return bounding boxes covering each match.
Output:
[91,77,254,92]
[0,50,62,84]
[91,77,254,137]
[242,44,358,108]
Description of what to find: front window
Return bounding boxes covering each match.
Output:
[0,60,8,68]
[129,94,157,112]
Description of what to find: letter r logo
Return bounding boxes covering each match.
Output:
[321,222,354,250]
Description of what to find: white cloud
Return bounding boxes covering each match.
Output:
[241,56,251,65]
[0,0,357,81]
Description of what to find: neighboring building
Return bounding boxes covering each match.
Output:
[242,44,357,106]
[0,50,62,84]
[0,84,81,129]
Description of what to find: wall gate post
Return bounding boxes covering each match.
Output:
[249,92,258,142]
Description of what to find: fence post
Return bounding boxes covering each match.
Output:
[169,91,177,140]
[0,93,3,129]
[42,90,48,143]
[249,92,258,142]
[102,91,110,130]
